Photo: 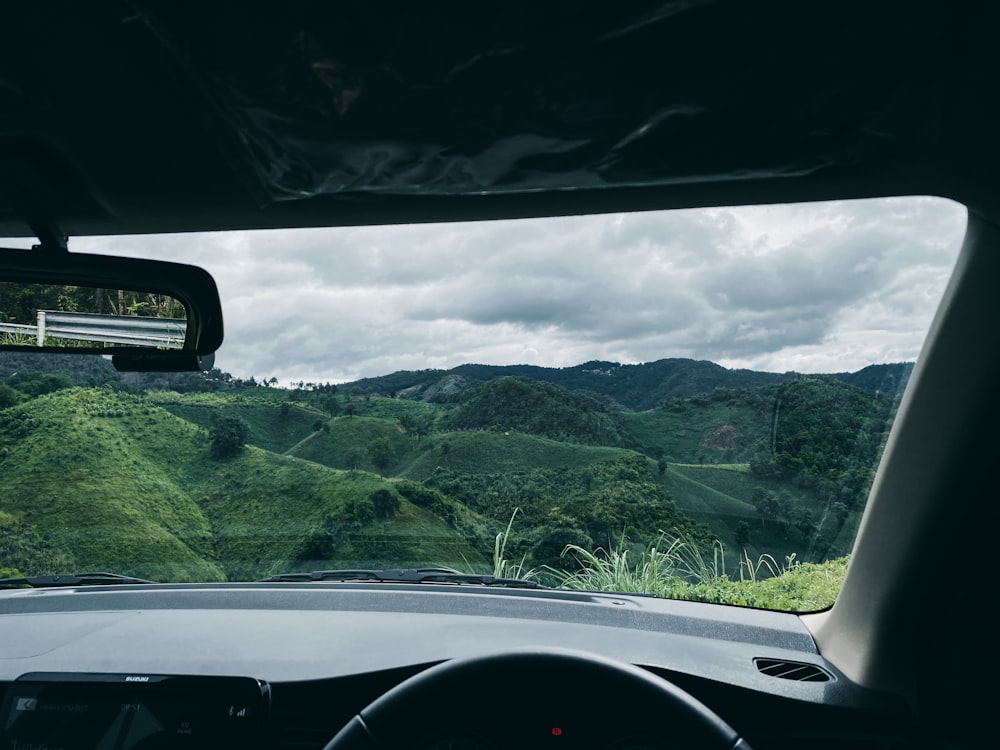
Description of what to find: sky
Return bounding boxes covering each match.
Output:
[5,196,967,386]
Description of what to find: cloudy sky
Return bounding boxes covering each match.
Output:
[10,196,967,385]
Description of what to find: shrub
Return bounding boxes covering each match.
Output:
[0,384,27,409]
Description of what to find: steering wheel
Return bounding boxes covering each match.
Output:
[323,648,751,749]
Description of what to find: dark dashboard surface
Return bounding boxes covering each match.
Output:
[0,584,913,749]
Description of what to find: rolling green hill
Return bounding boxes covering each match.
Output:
[149,391,328,454]
[1,359,898,585]
[0,388,224,580]
[0,388,487,580]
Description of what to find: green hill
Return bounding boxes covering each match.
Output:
[626,377,895,562]
[831,362,913,397]
[343,358,795,410]
[286,414,411,471]
[341,358,912,412]
[624,389,775,463]
[191,448,488,578]
[445,377,635,446]
[0,388,487,580]
[402,429,625,479]
[149,391,325,454]
[0,388,224,580]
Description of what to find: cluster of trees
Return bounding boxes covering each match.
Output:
[446,377,634,447]
[296,488,406,565]
[426,454,712,570]
[749,487,844,537]
[202,369,272,390]
[749,378,894,517]
[0,372,75,409]
[398,412,434,439]
[286,380,338,394]
[201,370,342,412]
[731,378,898,556]
[367,437,395,476]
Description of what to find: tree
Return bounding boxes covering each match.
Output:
[210,416,250,459]
[411,413,434,440]
[751,487,778,529]
[367,437,396,477]
[323,395,341,416]
[734,520,751,547]
[346,449,364,470]
[343,497,376,530]
[369,488,400,519]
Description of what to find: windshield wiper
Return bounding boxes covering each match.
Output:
[0,572,156,589]
[258,567,545,589]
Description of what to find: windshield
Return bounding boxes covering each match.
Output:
[0,197,965,611]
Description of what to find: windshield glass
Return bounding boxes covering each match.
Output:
[0,197,965,611]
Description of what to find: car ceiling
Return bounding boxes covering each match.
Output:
[2,0,997,243]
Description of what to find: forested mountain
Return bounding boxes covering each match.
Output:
[0,352,915,406]
[1,354,907,584]
[829,362,914,396]
[342,358,913,410]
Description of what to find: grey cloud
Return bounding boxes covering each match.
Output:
[61,197,966,384]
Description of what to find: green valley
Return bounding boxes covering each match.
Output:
[0,354,903,609]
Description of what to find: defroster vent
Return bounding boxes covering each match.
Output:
[754,658,833,682]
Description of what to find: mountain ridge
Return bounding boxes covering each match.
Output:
[342,358,914,411]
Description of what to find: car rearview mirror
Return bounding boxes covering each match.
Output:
[0,248,223,371]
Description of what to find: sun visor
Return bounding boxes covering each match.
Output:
[134,2,933,205]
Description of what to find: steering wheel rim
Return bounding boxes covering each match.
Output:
[323,648,751,749]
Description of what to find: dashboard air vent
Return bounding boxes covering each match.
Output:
[754,658,832,682]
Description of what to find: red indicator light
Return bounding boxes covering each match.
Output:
[551,727,563,736]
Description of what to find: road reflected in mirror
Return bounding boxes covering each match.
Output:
[0,282,187,349]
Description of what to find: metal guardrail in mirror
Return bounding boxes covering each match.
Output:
[0,310,187,349]
[0,281,189,350]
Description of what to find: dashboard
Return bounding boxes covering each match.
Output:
[0,584,914,749]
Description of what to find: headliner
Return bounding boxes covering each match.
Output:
[1,0,996,241]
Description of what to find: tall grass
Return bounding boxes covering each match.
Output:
[738,550,798,581]
[481,508,537,580]
[485,524,846,611]
[549,531,726,598]
[1,332,34,346]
